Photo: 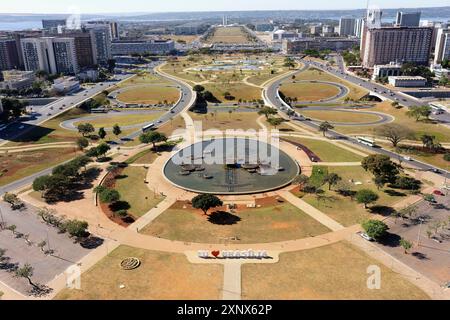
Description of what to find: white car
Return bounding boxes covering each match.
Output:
[403,156,412,161]
[357,232,374,242]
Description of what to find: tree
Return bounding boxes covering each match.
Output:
[362,220,389,241]
[96,143,111,159]
[107,58,116,73]
[76,137,89,151]
[293,174,310,188]
[406,105,432,122]
[257,106,277,120]
[64,220,89,238]
[99,189,120,204]
[318,121,334,137]
[193,85,205,93]
[356,189,379,209]
[420,134,441,151]
[15,263,38,289]
[267,117,284,129]
[139,131,168,151]
[98,127,107,140]
[324,173,342,191]
[77,123,95,137]
[400,238,413,254]
[113,124,122,137]
[444,153,450,162]
[362,154,400,185]
[374,124,415,148]
[191,194,223,215]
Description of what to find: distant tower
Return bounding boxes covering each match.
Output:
[223,16,225,27]
[366,6,382,29]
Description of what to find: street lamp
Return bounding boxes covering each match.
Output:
[416,217,425,247]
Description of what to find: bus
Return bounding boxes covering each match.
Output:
[142,123,155,133]
[357,137,376,147]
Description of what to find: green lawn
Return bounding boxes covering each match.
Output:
[73,112,164,129]
[283,137,363,162]
[301,166,408,226]
[242,241,429,300]
[116,86,180,105]
[125,149,159,165]
[140,201,331,244]
[114,167,165,217]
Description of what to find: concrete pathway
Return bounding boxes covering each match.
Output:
[222,263,242,300]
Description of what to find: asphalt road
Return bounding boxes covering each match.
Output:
[0,74,133,145]
[0,62,195,195]
[264,58,450,180]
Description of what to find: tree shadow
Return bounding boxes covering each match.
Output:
[369,205,396,216]
[412,252,430,261]
[208,211,241,226]
[109,201,131,212]
[114,174,128,180]
[378,232,401,248]
[80,236,104,249]
[384,189,407,197]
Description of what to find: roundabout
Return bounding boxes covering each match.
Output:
[163,137,300,195]
[280,80,349,103]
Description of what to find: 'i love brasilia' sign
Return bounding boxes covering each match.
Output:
[198,250,269,259]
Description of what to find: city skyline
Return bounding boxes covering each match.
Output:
[1,0,450,14]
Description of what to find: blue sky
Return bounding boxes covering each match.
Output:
[0,0,449,14]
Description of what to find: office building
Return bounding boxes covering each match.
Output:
[0,39,20,71]
[21,37,79,74]
[361,27,433,68]
[60,31,95,68]
[52,38,79,74]
[42,19,67,30]
[321,25,335,36]
[111,40,175,55]
[354,18,364,38]
[85,24,112,65]
[395,12,421,27]
[434,28,450,64]
[283,37,358,54]
[366,8,382,29]
[310,25,322,35]
[372,63,402,80]
[388,76,427,87]
[339,18,356,37]
[0,70,35,90]
[272,30,299,41]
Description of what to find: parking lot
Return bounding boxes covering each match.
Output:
[0,202,96,295]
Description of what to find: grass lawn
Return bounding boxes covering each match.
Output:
[204,82,262,102]
[140,200,331,244]
[296,68,368,101]
[282,137,363,162]
[114,167,165,217]
[154,116,186,137]
[280,82,341,102]
[301,165,408,226]
[0,148,79,187]
[73,112,164,129]
[336,101,450,142]
[166,35,198,44]
[114,73,171,88]
[241,241,429,300]
[206,26,254,44]
[125,148,160,165]
[299,110,382,124]
[190,111,262,131]
[116,86,180,105]
[55,245,223,300]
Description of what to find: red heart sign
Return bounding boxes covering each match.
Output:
[211,250,220,258]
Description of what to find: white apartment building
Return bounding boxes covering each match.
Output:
[434,28,450,64]
[85,24,112,65]
[388,76,427,87]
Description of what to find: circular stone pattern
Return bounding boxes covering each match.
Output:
[120,257,141,270]
[164,138,300,195]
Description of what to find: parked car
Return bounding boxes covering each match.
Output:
[433,190,445,196]
[357,232,374,242]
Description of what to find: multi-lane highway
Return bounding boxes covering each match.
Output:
[0,62,196,194]
[264,58,450,180]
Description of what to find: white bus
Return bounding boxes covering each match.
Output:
[142,123,155,133]
[357,137,376,147]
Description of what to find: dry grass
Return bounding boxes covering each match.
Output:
[299,110,382,124]
[204,82,262,102]
[55,246,223,300]
[73,113,164,129]
[280,82,341,102]
[141,201,330,244]
[190,111,262,131]
[116,86,180,105]
[206,26,254,44]
[241,241,429,300]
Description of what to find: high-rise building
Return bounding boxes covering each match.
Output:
[366,8,382,29]
[395,12,421,27]
[361,27,433,68]
[60,31,95,68]
[21,38,57,74]
[339,18,356,36]
[42,19,67,30]
[0,39,20,71]
[52,38,79,74]
[109,22,119,40]
[21,37,79,74]
[434,28,450,64]
[354,18,364,38]
[85,24,112,65]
